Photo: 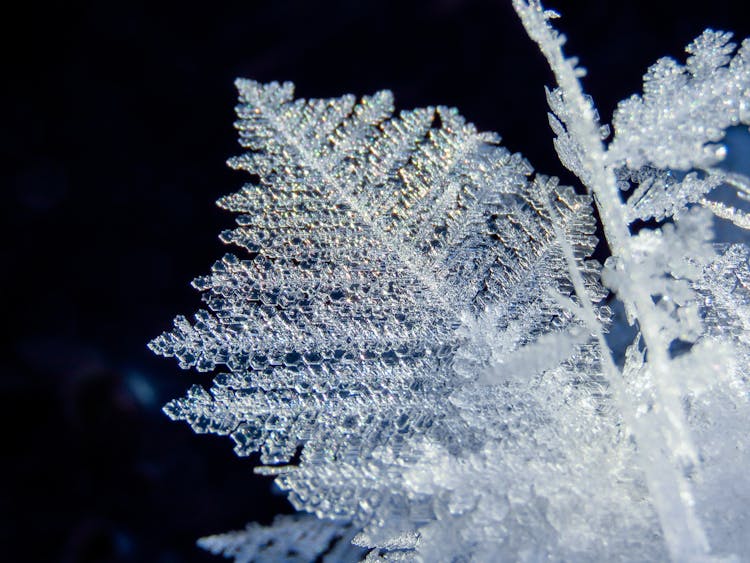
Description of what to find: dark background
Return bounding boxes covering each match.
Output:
[5,1,749,561]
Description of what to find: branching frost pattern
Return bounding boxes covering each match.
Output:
[150,2,750,561]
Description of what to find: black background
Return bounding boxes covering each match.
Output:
[5,1,749,561]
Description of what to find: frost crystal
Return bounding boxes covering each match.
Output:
[608,30,750,170]
[197,514,365,563]
[151,2,750,561]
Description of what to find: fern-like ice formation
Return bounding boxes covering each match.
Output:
[150,2,750,561]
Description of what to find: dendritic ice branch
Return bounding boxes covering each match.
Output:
[607,30,750,171]
[197,514,365,563]
[514,1,750,561]
[151,2,750,562]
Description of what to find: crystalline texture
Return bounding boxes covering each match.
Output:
[514,1,750,560]
[608,31,750,171]
[152,2,750,561]
[150,78,608,554]
[197,514,365,563]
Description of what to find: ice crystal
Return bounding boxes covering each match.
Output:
[607,30,750,170]
[150,78,606,549]
[197,514,365,563]
[150,1,750,561]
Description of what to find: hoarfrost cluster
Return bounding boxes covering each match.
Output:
[149,1,750,560]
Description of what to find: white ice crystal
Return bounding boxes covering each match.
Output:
[150,1,750,561]
[197,514,365,563]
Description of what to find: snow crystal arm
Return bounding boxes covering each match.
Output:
[151,77,606,550]
[608,32,750,170]
[606,34,750,232]
[701,172,750,230]
[197,514,365,563]
[513,2,718,559]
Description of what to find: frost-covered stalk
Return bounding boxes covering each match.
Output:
[513,1,711,560]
